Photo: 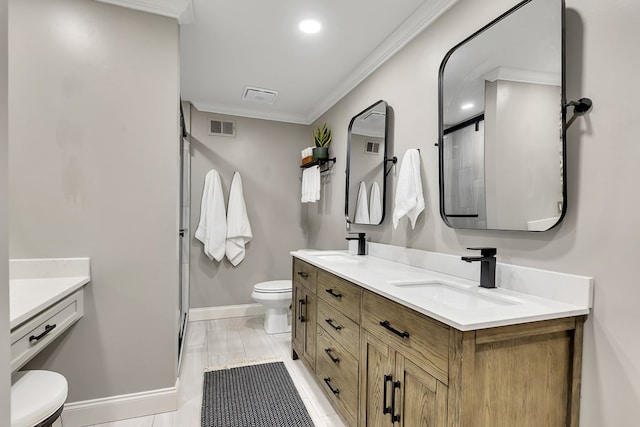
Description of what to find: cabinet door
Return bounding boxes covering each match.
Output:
[302,291,316,368]
[395,354,447,427]
[360,331,396,427]
[292,282,305,357]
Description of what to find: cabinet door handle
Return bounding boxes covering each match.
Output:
[391,380,401,423]
[325,318,343,331]
[325,288,342,299]
[298,299,306,322]
[324,348,340,364]
[379,320,410,339]
[29,324,57,343]
[383,374,393,416]
[297,271,309,279]
[323,377,340,395]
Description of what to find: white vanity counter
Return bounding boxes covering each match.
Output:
[291,246,592,331]
[9,258,90,372]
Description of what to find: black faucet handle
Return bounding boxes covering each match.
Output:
[466,247,497,257]
[346,232,365,240]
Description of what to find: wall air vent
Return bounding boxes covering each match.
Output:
[209,118,235,137]
[242,86,278,105]
[365,141,380,154]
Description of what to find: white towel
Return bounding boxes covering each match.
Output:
[226,172,252,266]
[301,166,320,203]
[392,149,424,229]
[369,182,382,225]
[354,181,370,224]
[195,170,226,261]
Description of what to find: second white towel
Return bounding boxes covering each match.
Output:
[392,149,424,229]
[226,171,252,266]
[355,181,370,224]
[369,182,382,225]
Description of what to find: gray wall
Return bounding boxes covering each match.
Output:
[308,0,640,425]
[188,107,309,308]
[0,0,8,422]
[8,0,180,401]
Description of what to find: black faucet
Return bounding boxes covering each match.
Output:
[461,247,497,289]
[346,233,366,255]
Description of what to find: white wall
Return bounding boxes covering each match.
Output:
[308,0,640,424]
[188,108,309,308]
[0,0,9,423]
[9,0,180,401]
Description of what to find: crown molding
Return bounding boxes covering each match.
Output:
[482,66,561,86]
[190,101,310,125]
[96,0,194,24]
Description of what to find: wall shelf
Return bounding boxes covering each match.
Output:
[300,157,336,173]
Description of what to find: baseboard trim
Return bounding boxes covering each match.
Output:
[189,303,265,321]
[62,379,179,427]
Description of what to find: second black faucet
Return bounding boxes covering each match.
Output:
[461,247,497,289]
[346,233,366,255]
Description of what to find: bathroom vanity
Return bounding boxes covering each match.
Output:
[291,248,591,427]
[9,258,90,373]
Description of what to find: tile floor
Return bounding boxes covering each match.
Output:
[64,316,348,427]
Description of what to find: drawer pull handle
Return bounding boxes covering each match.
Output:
[297,271,309,279]
[379,320,410,339]
[325,288,342,299]
[383,374,393,416]
[391,380,401,423]
[325,318,343,331]
[298,299,306,323]
[324,348,340,364]
[29,324,57,343]
[323,377,340,395]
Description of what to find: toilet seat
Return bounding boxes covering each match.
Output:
[253,280,292,293]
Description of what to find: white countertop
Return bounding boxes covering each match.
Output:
[9,258,91,329]
[10,276,90,329]
[291,249,591,331]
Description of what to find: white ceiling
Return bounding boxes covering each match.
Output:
[99,0,459,125]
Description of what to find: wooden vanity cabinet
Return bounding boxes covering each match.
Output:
[291,257,585,427]
[292,259,317,369]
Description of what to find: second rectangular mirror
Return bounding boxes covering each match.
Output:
[346,100,391,226]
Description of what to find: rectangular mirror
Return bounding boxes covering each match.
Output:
[346,100,390,225]
[438,0,565,231]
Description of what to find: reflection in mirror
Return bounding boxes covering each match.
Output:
[346,100,390,225]
[439,0,565,231]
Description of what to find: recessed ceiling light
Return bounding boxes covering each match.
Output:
[461,103,474,110]
[299,19,321,34]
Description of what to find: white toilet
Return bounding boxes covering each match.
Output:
[251,280,292,334]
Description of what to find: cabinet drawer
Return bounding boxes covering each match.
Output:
[317,270,361,324]
[315,342,358,426]
[293,258,317,293]
[362,290,449,384]
[317,299,360,359]
[316,326,359,389]
[11,290,84,373]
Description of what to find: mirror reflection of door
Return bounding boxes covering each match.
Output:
[439,0,564,231]
[347,101,389,225]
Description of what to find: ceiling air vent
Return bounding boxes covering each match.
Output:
[209,118,235,137]
[365,141,380,155]
[242,86,278,105]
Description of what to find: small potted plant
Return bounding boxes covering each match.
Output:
[312,123,332,160]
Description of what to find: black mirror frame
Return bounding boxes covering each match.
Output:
[437,0,569,232]
[345,100,391,226]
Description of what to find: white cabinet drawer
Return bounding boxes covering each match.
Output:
[11,289,84,373]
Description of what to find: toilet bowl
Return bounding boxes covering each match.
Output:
[251,280,292,334]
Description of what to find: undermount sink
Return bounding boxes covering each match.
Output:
[389,279,518,310]
[314,253,361,263]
